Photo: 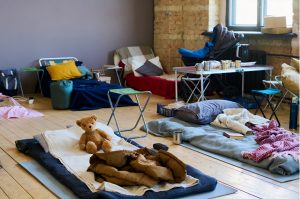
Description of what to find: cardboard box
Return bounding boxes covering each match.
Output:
[264,16,287,28]
[261,27,292,34]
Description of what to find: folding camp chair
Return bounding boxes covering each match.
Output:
[251,88,284,126]
[107,88,151,139]
[262,75,289,112]
[181,76,210,103]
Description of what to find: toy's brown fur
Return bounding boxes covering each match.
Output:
[76,115,112,154]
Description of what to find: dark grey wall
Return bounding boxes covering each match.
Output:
[0,0,153,93]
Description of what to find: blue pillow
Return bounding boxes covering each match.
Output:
[174,100,242,125]
[77,66,93,80]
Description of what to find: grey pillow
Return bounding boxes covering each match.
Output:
[135,60,163,76]
[174,100,241,125]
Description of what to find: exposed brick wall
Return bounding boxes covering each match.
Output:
[154,0,218,73]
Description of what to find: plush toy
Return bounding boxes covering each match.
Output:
[76,115,112,154]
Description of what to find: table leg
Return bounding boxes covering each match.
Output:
[241,72,244,97]
[175,69,178,102]
[200,73,204,101]
[115,69,122,86]
[18,71,24,97]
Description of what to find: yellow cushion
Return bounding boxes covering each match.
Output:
[281,63,299,95]
[291,58,300,72]
[47,61,82,80]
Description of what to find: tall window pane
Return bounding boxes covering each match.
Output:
[265,0,293,26]
[234,0,258,26]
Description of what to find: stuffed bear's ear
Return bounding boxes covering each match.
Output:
[76,120,81,126]
[91,115,97,121]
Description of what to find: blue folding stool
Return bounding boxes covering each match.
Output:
[251,88,283,126]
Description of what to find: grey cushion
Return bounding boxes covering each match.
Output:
[135,60,163,76]
[174,100,241,125]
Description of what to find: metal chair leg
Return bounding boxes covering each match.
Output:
[267,93,282,126]
[107,90,151,139]
[252,94,267,118]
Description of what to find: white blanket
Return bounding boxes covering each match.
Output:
[39,122,198,196]
[211,108,269,134]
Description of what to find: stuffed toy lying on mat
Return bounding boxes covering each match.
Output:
[76,115,112,154]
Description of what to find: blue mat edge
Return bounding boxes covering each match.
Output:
[19,160,237,199]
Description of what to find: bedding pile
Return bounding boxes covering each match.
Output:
[0,93,43,119]
[88,148,187,187]
[145,117,299,175]
[29,122,198,196]
[211,108,269,134]
[242,120,299,162]
[16,122,218,198]
[114,46,177,99]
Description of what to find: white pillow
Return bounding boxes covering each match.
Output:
[149,56,163,69]
[131,57,146,77]
[131,56,163,77]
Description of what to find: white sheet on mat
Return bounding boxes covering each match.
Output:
[211,108,269,134]
[39,122,198,196]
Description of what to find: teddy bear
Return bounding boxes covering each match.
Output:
[76,115,112,154]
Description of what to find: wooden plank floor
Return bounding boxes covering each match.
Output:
[0,94,298,199]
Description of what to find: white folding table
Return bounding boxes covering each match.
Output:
[174,65,273,102]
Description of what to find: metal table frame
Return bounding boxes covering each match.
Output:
[174,65,273,102]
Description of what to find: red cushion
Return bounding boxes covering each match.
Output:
[125,73,176,99]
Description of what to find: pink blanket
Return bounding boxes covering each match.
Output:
[0,94,43,119]
[242,120,299,162]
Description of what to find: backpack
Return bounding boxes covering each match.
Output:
[0,69,18,96]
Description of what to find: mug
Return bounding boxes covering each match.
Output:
[173,131,183,144]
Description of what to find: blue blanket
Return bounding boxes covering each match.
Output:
[16,139,217,199]
[70,79,136,110]
[145,117,299,176]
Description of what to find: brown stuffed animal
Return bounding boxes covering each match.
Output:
[76,115,112,154]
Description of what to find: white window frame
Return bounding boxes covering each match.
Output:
[226,0,293,31]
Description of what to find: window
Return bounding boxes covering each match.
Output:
[226,0,293,31]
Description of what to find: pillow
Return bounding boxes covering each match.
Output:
[174,100,242,125]
[131,56,163,77]
[46,61,82,80]
[48,59,72,65]
[131,57,146,77]
[75,61,83,66]
[135,60,163,76]
[77,65,93,79]
[291,58,300,72]
[281,63,299,95]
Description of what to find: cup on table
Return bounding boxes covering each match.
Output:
[235,60,241,68]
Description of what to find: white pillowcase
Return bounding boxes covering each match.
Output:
[130,56,163,77]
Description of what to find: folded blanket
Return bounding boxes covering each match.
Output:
[211,108,269,134]
[39,122,198,196]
